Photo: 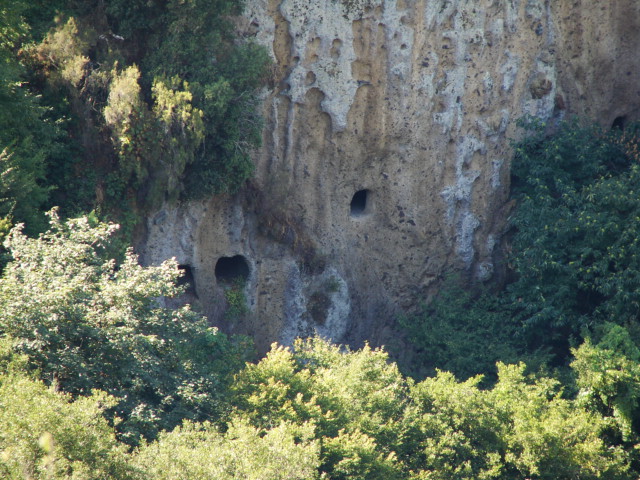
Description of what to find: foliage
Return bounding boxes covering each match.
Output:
[0,211,248,445]
[18,0,270,218]
[232,338,407,479]
[0,220,637,480]
[0,371,135,480]
[0,2,59,239]
[229,337,633,479]
[0,330,633,479]
[395,118,640,476]
[224,284,249,321]
[405,362,631,480]
[134,419,320,480]
[398,275,544,382]
[506,117,640,350]
[572,323,640,444]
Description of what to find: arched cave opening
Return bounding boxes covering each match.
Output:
[215,255,250,285]
[350,189,370,217]
[612,115,627,130]
[177,264,197,297]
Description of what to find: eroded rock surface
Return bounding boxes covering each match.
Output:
[141,0,640,353]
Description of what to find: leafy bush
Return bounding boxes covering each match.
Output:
[229,337,633,479]
[224,284,249,321]
[407,362,631,479]
[398,275,537,382]
[18,0,270,218]
[0,2,60,238]
[135,419,320,480]
[506,117,640,349]
[232,338,408,479]
[0,371,135,480]
[0,211,249,444]
[572,323,640,445]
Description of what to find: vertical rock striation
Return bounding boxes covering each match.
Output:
[141,0,640,353]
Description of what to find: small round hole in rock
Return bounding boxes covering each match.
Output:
[215,255,250,285]
[350,189,370,217]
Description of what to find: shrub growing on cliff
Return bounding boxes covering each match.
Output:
[10,0,270,225]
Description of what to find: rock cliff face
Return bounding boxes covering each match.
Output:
[141,0,640,353]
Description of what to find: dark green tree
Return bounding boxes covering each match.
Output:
[0,1,59,237]
[507,118,640,351]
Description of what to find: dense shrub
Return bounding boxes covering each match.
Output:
[0,371,135,480]
[135,420,320,480]
[229,337,633,479]
[0,1,61,238]
[400,118,640,380]
[0,0,270,244]
[398,276,535,382]
[0,211,249,444]
[507,118,640,348]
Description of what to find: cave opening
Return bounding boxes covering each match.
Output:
[612,115,627,130]
[177,264,197,297]
[350,189,370,217]
[215,255,250,285]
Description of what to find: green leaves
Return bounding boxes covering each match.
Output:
[507,119,640,349]
[229,338,634,480]
[0,211,248,445]
[572,324,640,442]
[0,374,135,480]
[0,4,58,238]
[231,339,408,479]
[398,276,529,382]
[135,419,321,480]
[2,0,270,227]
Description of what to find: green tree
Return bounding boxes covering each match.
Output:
[401,118,640,379]
[230,337,632,479]
[397,275,542,382]
[232,338,406,479]
[0,210,249,444]
[134,419,320,480]
[0,1,58,237]
[507,118,639,350]
[406,362,631,479]
[572,323,640,444]
[0,370,136,480]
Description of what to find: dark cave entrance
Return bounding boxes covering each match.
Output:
[350,189,370,217]
[177,264,198,297]
[215,255,250,285]
[612,115,627,130]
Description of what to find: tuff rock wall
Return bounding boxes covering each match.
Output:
[141,0,640,353]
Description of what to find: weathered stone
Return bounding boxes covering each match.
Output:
[140,0,640,353]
